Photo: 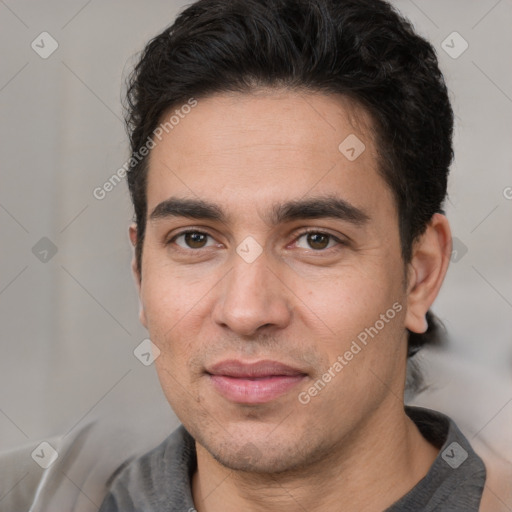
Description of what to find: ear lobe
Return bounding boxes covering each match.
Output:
[129,223,138,250]
[129,224,141,288]
[128,224,147,328]
[405,213,452,334]
[138,300,147,329]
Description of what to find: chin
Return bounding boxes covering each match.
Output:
[211,447,303,474]
[197,429,322,475]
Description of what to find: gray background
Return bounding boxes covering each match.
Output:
[0,0,511,501]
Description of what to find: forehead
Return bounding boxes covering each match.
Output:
[145,90,394,222]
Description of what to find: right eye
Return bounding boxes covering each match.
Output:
[170,230,217,250]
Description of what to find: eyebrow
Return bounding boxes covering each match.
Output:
[149,195,370,226]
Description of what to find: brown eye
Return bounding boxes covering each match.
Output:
[307,232,330,250]
[172,231,215,249]
[294,231,343,251]
[184,232,207,248]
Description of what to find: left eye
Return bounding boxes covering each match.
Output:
[173,231,216,249]
[295,232,340,251]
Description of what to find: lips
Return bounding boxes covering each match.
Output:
[206,359,307,404]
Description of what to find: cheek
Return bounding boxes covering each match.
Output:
[139,274,200,371]
[305,268,399,330]
[143,274,206,410]
[299,263,407,384]
[141,262,209,325]
[304,276,407,407]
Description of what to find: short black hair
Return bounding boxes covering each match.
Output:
[124,0,452,368]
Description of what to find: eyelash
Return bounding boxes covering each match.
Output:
[166,228,347,252]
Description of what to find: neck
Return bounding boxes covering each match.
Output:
[192,402,439,512]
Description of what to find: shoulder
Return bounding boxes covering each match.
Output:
[100,425,196,512]
[396,406,486,511]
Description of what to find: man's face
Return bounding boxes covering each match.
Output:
[135,90,411,472]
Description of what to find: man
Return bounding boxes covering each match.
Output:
[100,0,487,510]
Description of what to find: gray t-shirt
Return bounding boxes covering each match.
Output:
[99,406,486,511]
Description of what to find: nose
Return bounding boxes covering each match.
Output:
[212,252,292,337]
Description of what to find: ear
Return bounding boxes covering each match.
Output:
[405,213,452,334]
[129,224,147,328]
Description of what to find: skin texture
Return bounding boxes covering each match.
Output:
[129,90,452,511]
